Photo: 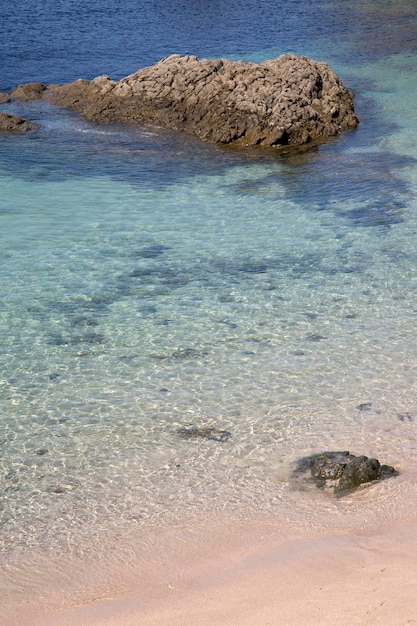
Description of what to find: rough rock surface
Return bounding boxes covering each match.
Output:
[0,111,34,132]
[294,450,397,496]
[0,92,11,103]
[45,53,358,148]
[11,82,46,101]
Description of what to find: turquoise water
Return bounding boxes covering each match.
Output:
[2,0,417,617]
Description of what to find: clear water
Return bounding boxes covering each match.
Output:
[2,0,417,616]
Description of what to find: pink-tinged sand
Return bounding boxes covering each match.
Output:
[17,518,417,626]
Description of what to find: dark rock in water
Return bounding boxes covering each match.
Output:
[238,262,268,274]
[306,333,326,342]
[129,265,188,288]
[138,305,157,316]
[172,348,202,359]
[130,268,158,278]
[294,450,397,495]
[48,332,105,346]
[308,451,349,482]
[356,402,372,411]
[398,412,412,422]
[177,427,231,442]
[134,244,170,258]
[0,92,11,103]
[336,456,390,494]
[344,201,404,228]
[0,111,35,132]
[43,53,358,149]
[46,485,66,494]
[72,316,99,327]
[74,332,105,344]
[5,470,18,481]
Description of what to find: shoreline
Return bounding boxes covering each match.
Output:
[9,514,417,626]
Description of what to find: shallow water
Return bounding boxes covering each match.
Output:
[1,0,417,618]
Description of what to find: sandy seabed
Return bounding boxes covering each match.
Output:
[7,514,417,626]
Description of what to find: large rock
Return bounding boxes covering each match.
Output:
[45,54,358,148]
[0,111,34,132]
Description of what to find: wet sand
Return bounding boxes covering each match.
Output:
[13,517,417,626]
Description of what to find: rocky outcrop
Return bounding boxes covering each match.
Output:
[45,53,358,148]
[0,82,44,130]
[294,451,397,496]
[0,111,34,132]
[11,82,46,101]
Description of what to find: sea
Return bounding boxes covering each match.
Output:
[1,0,417,619]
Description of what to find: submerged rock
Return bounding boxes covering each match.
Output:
[172,348,202,359]
[177,426,231,442]
[134,244,170,258]
[294,450,396,495]
[356,402,372,411]
[0,111,34,132]
[305,333,326,342]
[48,332,105,346]
[42,53,358,148]
[398,412,412,422]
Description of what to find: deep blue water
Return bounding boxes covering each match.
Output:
[2,0,417,90]
[1,0,417,618]
[2,0,323,87]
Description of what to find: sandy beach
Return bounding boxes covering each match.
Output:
[7,515,416,626]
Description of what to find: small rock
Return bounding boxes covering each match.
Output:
[134,244,169,258]
[172,348,201,359]
[35,448,49,456]
[356,402,372,411]
[398,412,412,422]
[72,317,99,327]
[11,82,46,101]
[306,333,326,342]
[46,485,66,494]
[49,332,105,345]
[0,111,34,132]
